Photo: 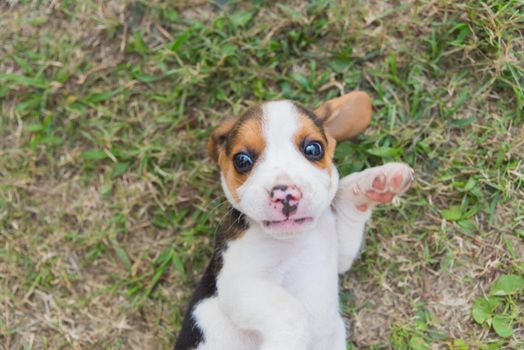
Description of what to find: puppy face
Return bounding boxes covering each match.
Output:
[208,92,372,237]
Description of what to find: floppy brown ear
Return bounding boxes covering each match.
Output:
[207,118,237,162]
[314,91,372,141]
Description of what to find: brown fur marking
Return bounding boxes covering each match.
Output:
[216,105,266,202]
[293,108,336,172]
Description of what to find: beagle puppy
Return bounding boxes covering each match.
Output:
[175,92,413,350]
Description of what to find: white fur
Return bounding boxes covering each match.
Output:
[191,101,412,349]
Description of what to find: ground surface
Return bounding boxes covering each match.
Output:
[1,1,523,349]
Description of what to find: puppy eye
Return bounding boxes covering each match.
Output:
[303,141,324,161]
[233,152,254,173]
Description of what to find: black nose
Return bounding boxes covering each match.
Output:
[270,185,288,196]
[270,184,301,217]
[282,200,298,217]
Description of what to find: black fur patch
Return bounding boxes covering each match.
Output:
[174,208,248,349]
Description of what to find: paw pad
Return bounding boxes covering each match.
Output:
[349,163,414,211]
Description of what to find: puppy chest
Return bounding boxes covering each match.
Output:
[281,231,339,300]
[219,220,340,303]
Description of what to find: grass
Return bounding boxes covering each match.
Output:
[0,0,523,349]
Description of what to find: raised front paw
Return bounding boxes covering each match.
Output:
[340,162,414,212]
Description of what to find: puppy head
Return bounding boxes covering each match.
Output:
[208,91,372,237]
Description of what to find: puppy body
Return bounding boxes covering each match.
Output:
[195,208,345,350]
[175,94,412,350]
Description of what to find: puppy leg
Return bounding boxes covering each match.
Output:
[311,316,346,350]
[219,278,309,350]
[193,297,258,350]
[334,162,413,273]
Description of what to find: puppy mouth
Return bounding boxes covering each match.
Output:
[262,217,313,230]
